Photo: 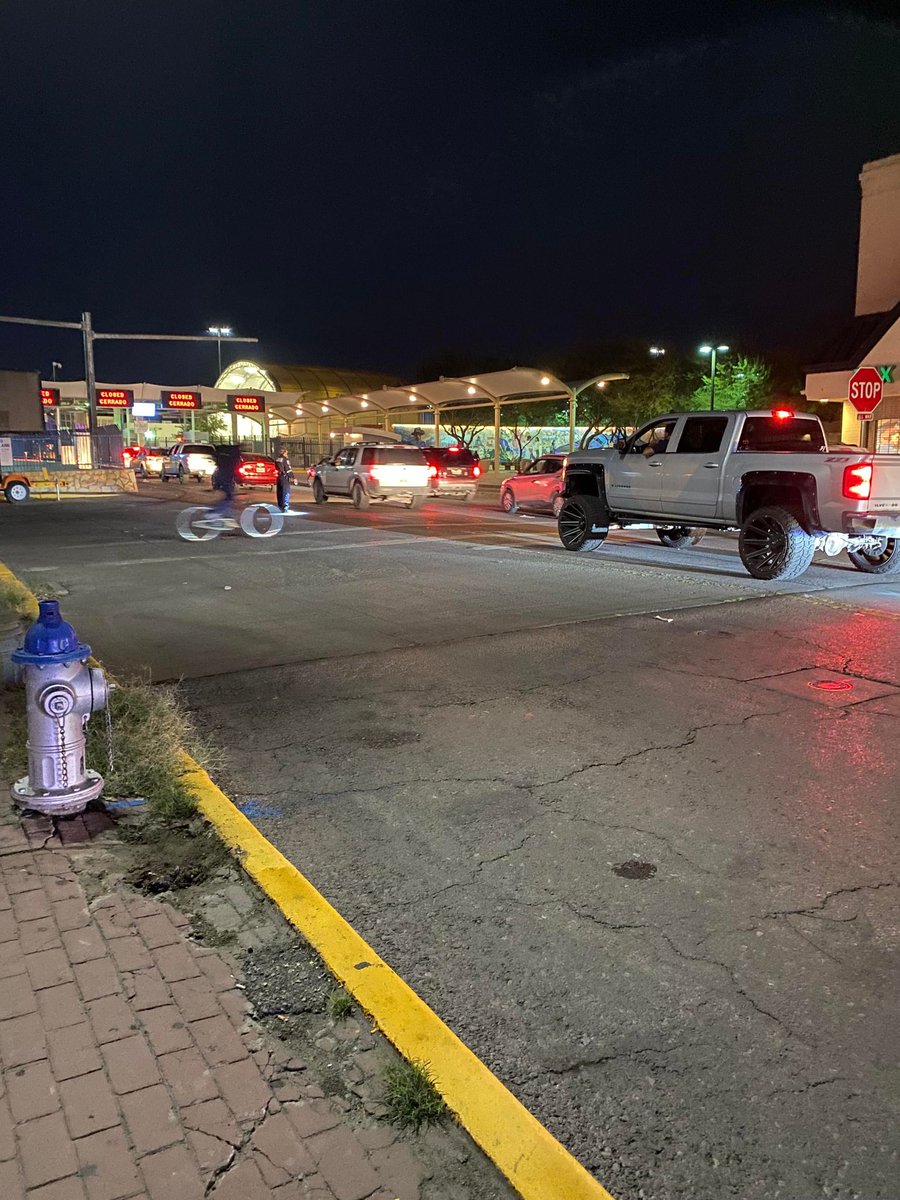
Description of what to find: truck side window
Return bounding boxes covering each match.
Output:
[675,417,729,454]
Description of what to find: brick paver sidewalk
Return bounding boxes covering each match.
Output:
[0,816,414,1200]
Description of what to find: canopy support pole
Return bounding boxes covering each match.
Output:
[493,402,501,472]
[434,408,441,448]
[568,391,576,452]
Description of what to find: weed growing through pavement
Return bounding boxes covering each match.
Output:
[327,988,354,1021]
[0,577,37,619]
[382,1058,447,1131]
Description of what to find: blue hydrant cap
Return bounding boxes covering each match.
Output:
[12,600,92,666]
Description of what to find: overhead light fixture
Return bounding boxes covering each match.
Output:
[596,381,606,389]
[321,405,329,413]
[467,386,477,395]
[360,400,368,408]
[361,393,368,400]
[540,375,550,385]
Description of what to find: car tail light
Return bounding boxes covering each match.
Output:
[428,465,438,477]
[472,464,481,477]
[843,463,872,501]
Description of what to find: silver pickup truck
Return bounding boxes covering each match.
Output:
[557,409,900,580]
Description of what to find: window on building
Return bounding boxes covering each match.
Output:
[875,418,900,454]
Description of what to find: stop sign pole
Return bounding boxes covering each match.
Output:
[848,365,884,444]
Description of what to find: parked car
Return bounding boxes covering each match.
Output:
[132,447,168,478]
[309,443,430,508]
[122,445,142,469]
[422,446,481,500]
[211,453,278,489]
[160,443,217,482]
[500,454,567,517]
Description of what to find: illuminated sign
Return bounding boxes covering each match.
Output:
[161,390,201,410]
[133,402,158,418]
[227,393,265,413]
[97,388,134,409]
[40,388,60,407]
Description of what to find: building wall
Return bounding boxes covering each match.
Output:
[855,153,900,317]
[0,370,42,431]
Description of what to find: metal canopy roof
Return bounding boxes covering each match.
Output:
[264,367,571,422]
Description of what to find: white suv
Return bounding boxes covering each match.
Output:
[310,444,430,509]
[160,443,217,482]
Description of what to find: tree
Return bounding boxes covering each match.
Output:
[443,406,486,448]
[691,355,771,411]
[500,398,566,468]
[576,356,700,448]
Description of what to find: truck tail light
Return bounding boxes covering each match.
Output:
[843,463,872,500]
[473,464,481,477]
[428,465,438,477]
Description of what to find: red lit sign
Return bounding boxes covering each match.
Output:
[97,389,134,408]
[847,366,883,420]
[227,393,265,413]
[41,388,60,407]
[162,390,201,410]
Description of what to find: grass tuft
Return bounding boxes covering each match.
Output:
[84,678,220,818]
[0,576,37,620]
[326,988,354,1021]
[382,1058,447,1131]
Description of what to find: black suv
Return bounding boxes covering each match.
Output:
[422,446,481,500]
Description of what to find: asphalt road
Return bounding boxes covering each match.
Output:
[3,484,899,1200]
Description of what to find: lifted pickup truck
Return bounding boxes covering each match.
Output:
[557,408,900,580]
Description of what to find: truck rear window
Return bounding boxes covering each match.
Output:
[736,418,825,453]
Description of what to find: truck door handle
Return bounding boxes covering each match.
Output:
[703,462,719,468]
[648,459,663,467]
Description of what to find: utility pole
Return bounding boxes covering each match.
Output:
[0,311,257,435]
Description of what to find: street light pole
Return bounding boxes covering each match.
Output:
[207,325,233,378]
[566,373,630,451]
[699,344,729,412]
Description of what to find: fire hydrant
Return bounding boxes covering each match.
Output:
[11,600,109,816]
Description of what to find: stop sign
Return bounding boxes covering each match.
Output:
[848,366,883,419]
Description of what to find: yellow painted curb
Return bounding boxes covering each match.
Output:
[1,558,615,1200]
[181,752,616,1200]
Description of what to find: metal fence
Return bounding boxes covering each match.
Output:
[0,429,124,472]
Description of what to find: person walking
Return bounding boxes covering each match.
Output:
[211,444,240,514]
[276,448,294,512]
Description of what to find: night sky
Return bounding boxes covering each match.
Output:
[1,1,899,385]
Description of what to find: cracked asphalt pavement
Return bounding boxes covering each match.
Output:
[4,491,899,1199]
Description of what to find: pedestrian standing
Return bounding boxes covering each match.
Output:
[276,449,293,512]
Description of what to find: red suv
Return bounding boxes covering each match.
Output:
[423,446,481,501]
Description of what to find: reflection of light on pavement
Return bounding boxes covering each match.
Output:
[797,609,896,838]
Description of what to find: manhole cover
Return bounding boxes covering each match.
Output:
[752,667,899,707]
[613,861,657,880]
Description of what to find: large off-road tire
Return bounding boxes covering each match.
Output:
[407,494,423,509]
[352,483,370,510]
[738,506,815,580]
[551,492,564,519]
[501,488,517,513]
[847,537,900,575]
[558,496,609,553]
[312,478,327,504]
[4,481,30,503]
[657,526,702,549]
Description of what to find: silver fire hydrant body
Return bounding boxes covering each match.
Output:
[11,600,109,816]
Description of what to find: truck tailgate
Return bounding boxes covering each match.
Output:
[870,456,900,512]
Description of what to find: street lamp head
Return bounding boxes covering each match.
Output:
[699,344,712,354]
[649,346,665,356]
[717,344,729,352]
[595,380,606,389]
